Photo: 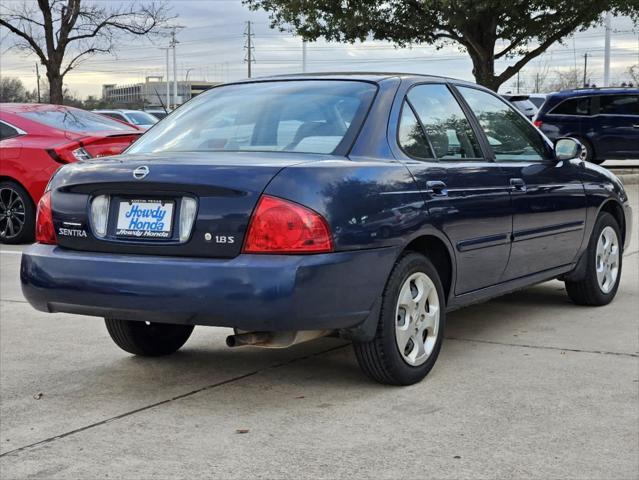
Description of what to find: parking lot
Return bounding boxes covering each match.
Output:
[0,185,637,479]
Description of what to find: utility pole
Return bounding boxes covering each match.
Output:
[603,12,611,87]
[302,40,307,73]
[160,47,170,109]
[583,53,588,87]
[244,21,255,78]
[170,28,178,107]
[516,71,521,93]
[35,63,41,102]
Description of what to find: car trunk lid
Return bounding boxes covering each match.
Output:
[50,151,329,258]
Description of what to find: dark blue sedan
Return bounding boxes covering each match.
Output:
[21,74,633,385]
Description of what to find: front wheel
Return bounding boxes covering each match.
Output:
[105,318,194,356]
[565,212,622,306]
[353,252,445,385]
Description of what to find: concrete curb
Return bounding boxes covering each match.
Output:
[619,174,639,185]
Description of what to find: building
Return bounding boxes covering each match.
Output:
[102,76,219,108]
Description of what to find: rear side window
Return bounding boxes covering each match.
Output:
[0,121,20,140]
[458,86,552,162]
[20,108,135,133]
[406,84,482,159]
[550,97,592,115]
[398,103,433,159]
[598,95,639,115]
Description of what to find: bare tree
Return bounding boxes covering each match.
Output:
[547,68,583,91]
[628,65,639,85]
[0,0,172,104]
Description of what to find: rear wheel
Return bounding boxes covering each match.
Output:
[105,318,194,356]
[565,212,622,306]
[0,181,35,244]
[353,252,445,385]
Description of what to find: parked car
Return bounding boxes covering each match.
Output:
[502,94,538,119]
[527,93,549,109]
[92,109,159,130]
[0,103,142,243]
[21,75,632,385]
[144,108,170,120]
[533,87,639,164]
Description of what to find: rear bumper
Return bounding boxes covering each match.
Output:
[21,245,398,331]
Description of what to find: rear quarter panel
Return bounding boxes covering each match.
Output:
[264,160,426,251]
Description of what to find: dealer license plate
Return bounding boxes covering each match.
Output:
[115,199,174,239]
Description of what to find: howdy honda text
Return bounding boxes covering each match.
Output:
[116,200,174,238]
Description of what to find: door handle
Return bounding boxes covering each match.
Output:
[509,178,527,192]
[633,124,639,129]
[426,180,448,196]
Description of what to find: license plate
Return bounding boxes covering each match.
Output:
[115,199,174,239]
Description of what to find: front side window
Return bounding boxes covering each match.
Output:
[458,86,552,162]
[20,108,135,133]
[598,94,639,115]
[550,97,592,116]
[406,84,482,159]
[127,80,377,156]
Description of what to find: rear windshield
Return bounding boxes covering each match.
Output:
[20,108,136,133]
[125,111,159,125]
[127,80,377,155]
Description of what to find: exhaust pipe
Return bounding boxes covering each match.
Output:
[226,330,331,349]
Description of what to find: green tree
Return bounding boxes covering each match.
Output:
[246,0,639,91]
[0,0,171,105]
[0,77,27,102]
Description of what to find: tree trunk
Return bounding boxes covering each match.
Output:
[468,50,502,92]
[47,70,64,105]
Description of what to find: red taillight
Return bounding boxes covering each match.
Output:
[243,195,333,254]
[47,141,91,164]
[533,120,542,128]
[35,191,57,244]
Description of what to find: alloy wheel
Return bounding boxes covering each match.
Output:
[596,226,619,294]
[0,187,26,241]
[394,272,440,366]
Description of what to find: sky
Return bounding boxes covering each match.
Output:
[1,0,638,98]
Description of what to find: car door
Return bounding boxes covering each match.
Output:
[394,83,513,294]
[591,93,639,158]
[456,85,586,280]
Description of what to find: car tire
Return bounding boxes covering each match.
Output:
[0,181,35,244]
[565,212,622,306]
[575,137,602,164]
[105,318,194,356]
[353,252,445,385]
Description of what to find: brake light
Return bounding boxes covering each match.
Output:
[47,142,92,163]
[533,120,542,128]
[243,195,333,254]
[35,191,57,244]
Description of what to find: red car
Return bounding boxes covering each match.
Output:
[0,103,142,244]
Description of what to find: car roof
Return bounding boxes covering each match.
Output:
[230,72,481,87]
[0,103,82,113]
[548,87,639,99]
[93,109,149,114]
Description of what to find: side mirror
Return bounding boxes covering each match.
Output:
[554,137,582,161]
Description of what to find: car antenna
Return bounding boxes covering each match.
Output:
[153,87,169,114]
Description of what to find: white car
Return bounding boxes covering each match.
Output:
[92,109,159,130]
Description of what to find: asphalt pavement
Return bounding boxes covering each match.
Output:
[0,186,637,479]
